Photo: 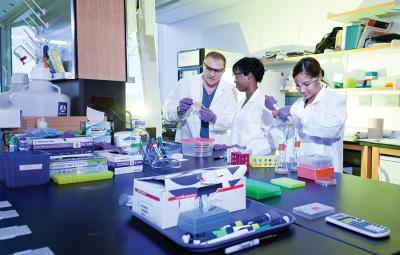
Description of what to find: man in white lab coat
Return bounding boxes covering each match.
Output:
[162,51,237,144]
[272,57,347,172]
[226,57,274,155]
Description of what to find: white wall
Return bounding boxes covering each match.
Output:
[158,0,363,102]
[158,0,400,132]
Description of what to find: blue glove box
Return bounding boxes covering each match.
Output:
[1,150,50,188]
[178,206,230,234]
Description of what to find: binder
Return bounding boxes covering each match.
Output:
[344,24,364,50]
[335,29,343,51]
[357,25,390,48]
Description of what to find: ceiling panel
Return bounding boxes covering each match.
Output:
[0,0,24,24]
[156,0,247,24]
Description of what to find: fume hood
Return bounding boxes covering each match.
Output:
[0,0,75,92]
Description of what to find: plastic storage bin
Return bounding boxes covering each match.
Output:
[2,150,50,188]
[181,138,214,157]
[297,154,334,180]
[0,152,6,182]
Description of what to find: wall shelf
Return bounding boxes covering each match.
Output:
[331,87,400,95]
[284,87,400,95]
[261,44,399,68]
[327,0,400,23]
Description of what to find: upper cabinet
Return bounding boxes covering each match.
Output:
[0,0,76,84]
[76,0,126,81]
[327,0,400,23]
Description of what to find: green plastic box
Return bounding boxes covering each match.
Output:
[270,177,305,189]
[246,178,281,200]
[52,171,113,185]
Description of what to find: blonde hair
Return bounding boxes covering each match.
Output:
[204,51,226,68]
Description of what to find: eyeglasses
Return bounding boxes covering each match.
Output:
[232,72,243,78]
[295,77,319,89]
[203,64,225,73]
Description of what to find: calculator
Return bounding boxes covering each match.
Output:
[325,213,390,238]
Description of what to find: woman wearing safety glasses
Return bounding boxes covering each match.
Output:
[214,57,275,155]
[266,57,347,172]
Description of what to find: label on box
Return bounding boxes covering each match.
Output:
[19,164,43,171]
[113,165,143,174]
[58,102,68,116]
[82,122,112,136]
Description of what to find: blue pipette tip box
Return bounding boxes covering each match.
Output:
[178,206,230,234]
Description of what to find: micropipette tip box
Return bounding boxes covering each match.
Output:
[270,177,305,189]
[246,178,281,200]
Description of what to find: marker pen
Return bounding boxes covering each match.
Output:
[224,234,277,254]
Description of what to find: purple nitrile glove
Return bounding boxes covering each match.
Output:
[264,95,278,111]
[62,130,75,138]
[177,97,193,115]
[199,108,217,123]
[276,106,292,122]
[213,144,228,151]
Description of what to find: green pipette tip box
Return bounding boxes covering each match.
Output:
[270,177,305,189]
[246,178,281,200]
[52,171,113,185]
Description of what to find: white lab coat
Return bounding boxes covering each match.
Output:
[290,86,347,172]
[229,89,274,155]
[162,74,237,144]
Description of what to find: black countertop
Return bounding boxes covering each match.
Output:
[1,154,398,255]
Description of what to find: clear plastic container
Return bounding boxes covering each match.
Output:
[297,154,333,169]
[297,154,334,181]
[275,143,288,174]
[291,140,300,171]
[131,120,149,155]
[181,138,215,157]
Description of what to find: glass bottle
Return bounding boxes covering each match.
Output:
[275,143,288,174]
[131,119,149,155]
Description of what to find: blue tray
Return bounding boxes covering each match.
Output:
[131,199,296,252]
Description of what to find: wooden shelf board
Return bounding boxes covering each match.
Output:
[262,44,398,67]
[327,1,400,23]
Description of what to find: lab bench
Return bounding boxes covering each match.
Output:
[358,140,400,181]
[343,139,371,178]
[1,153,400,254]
[344,138,400,181]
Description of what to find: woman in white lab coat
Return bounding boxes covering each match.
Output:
[217,57,274,155]
[162,51,237,144]
[274,57,347,172]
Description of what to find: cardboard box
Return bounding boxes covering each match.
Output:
[95,151,143,173]
[81,121,111,136]
[92,135,112,144]
[21,116,88,131]
[133,165,247,229]
[81,121,112,144]
[95,151,143,167]
[26,136,94,150]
